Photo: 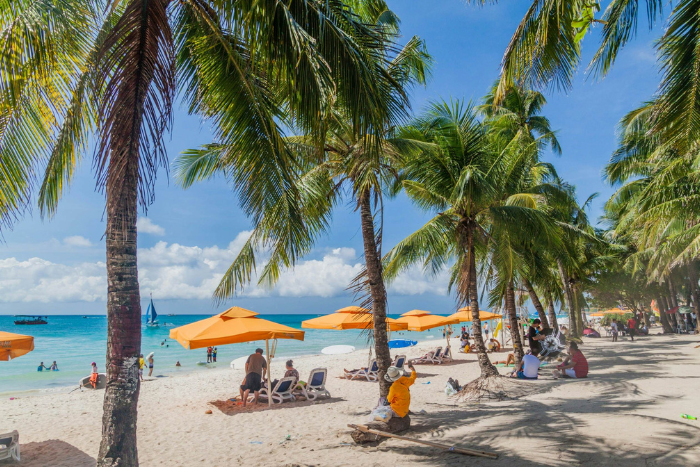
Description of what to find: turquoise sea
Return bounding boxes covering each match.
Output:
[0,314,458,395]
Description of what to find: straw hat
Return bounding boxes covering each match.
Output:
[384,366,403,382]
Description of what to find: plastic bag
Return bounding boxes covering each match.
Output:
[445,382,457,396]
[368,405,394,423]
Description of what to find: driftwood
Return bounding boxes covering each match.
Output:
[350,415,411,444]
[348,424,499,459]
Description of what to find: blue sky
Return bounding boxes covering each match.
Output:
[0,1,661,315]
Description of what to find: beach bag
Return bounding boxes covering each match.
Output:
[368,405,393,423]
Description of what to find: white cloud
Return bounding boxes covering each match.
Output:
[0,232,447,302]
[63,236,92,247]
[136,218,165,236]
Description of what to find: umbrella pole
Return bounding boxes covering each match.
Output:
[266,339,271,407]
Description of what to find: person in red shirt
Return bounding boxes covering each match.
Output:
[552,342,588,379]
[627,316,637,341]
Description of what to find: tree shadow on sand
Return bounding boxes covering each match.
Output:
[348,340,700,466]
[11,440,95,467]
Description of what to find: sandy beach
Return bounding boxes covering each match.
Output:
[2,332,700,466]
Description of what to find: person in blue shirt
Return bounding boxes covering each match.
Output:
[37,362,47,371]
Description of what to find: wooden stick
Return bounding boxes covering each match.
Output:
[348,424,498,459]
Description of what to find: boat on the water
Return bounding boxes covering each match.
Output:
[14,315,48,325]
[145,295,159,327]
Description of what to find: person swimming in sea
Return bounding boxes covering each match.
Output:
[49,361,58,371]
[37,362,47,372]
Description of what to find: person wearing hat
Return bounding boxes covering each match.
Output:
[89,362,99,388]
[385,361,417,419]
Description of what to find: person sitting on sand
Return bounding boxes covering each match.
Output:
[386,361,417,419]
[460,335,470,352]
[552,342,588,379]
[50,361,58,371]
[37,362,47,372]
[511,350,540,380]
[239,348,267,407]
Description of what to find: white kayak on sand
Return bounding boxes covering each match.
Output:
[79,373,106,390]
[321,345,355,355]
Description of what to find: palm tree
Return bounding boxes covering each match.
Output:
[383,99,562,379]
[7,1,417,464]
[175,31,431,398]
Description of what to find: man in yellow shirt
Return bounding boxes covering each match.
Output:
[138,354,144,382]
[385,361,417,418]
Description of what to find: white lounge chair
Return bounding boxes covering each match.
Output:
[441,346,453,362]
[0,430,19,462]
[392,354,407,373]
[414,347,442,364]
[253,377,296,404]
[296,367,331,401]
[343,359,378,381]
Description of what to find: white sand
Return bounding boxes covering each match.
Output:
[2,333,700,466]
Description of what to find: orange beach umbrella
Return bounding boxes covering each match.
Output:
[448,307,502,323]
[301,306,408,331]
[602,308,626,315]
[395,310,459,332]
[169,306,304,350]
[170,306,305,407]
[0,331,34,361]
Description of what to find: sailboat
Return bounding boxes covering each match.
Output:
[145,295,159,327]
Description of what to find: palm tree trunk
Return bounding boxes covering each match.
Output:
[505,279,524,367]
[545,290,558,329]
[359,191,392,398]
[462,222,498,378]
[687,262,700,333]
[524,278,548,328]
[667,279,680,328]
[98,165,141,466]
[656,295,673,333]
[557,259,578,338]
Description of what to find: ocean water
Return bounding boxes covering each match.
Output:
[0,314,455,395]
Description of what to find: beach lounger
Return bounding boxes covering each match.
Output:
[441,346,453,362]
[392,355,407,373]
[343,360,378,382]
[295,368,331,401]
[414,347,442,364]
[253,377,296,404]
[0,430,19,462]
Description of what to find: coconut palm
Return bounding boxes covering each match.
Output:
[6,1,418,464]
[383,99,562,379]
[175,31,431,398]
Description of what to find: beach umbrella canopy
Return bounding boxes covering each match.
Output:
[447,307,502,323]
[169,306,305,350]
[301,306,408,331]
[0,331,34,361]
[602,308,626,314]
[589,312,605,317]
[395,310,459,332]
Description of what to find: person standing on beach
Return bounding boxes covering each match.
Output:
[138,354,145,381]
[206,347,212,363]
[627,315,637,341]
[483,322,490,340]
[611,319,619,342]
[148,354,154,377]
[213,347,218,363]
[239,348,267,407]
[528,319,545,354]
